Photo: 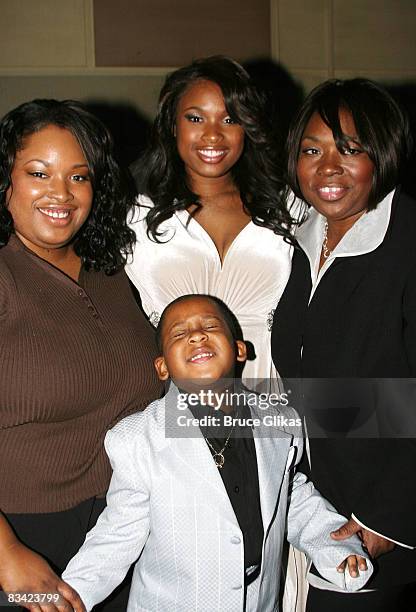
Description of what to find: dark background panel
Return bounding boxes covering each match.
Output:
[94,0,270,67]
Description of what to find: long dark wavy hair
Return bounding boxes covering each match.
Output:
[287,78,411,211]
[133,55,294,243]
[0,99,135,273]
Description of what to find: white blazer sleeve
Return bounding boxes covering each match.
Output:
[62,426,151,612]
[286,437,374,592]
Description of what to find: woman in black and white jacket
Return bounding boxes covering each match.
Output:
[272,78,416,612]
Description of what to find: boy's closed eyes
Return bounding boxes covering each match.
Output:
[154,296,246,388]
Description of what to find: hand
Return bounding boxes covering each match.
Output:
[336,554,368,577]
[331,517,395,558]
[0,540,85,612]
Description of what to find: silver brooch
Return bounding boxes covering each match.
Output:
[149,311,161,327]
[267,309,275,332]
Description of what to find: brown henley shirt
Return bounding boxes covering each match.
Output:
[0,235,161,513]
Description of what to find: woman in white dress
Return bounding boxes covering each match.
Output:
[126,56,297,392]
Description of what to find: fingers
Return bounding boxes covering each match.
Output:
[16,589,77,612]
[24,599,60,612]
[337,554,368,577]
[361,529,395,558]
[331,518,361,541]
[55,594,76,612]
[40,595,73,612]
[357,555,368,571]
[56,601,75,612]
[347,554,359,577]
[11,599,59,612]
[4,588,79,612]
[27,604,57,612]
[57,582,85,612]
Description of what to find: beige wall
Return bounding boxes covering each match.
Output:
[272,0,416,91]
[0,0,415,120]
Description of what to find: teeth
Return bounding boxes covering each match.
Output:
[319,187,344,193]
[199,149,225,158]
[39,208,70,219]
[190,352,213,362]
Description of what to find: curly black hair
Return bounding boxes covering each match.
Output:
[0,99,135,273]
[287,78,412,211]
[132,55,295,243]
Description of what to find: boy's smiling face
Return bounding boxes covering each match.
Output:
[154,296,246,390]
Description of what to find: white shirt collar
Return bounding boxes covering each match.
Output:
[294,189,395,281]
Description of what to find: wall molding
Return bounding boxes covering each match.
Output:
[0,67,173,76]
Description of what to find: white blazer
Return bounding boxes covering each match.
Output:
[63,386,372,611]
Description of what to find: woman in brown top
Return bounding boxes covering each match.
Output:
[0,100,161,611]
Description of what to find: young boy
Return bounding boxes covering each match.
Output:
[63,294,372,611]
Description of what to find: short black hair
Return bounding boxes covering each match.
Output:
[287,78,412,210]
[155,294,242,353]
[0,98,135,273]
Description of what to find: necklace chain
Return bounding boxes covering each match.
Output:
[205,415,236,469]
[322,221,331,259]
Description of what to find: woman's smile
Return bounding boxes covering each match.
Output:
[195,147,228,164]
[315,185,350,201]
[6,124,93,259]
[297,109,374,226]
[175,80,244,188]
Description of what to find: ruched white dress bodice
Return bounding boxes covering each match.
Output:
[126,195,293,390]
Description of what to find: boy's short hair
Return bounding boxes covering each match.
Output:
[155,294,242,353]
